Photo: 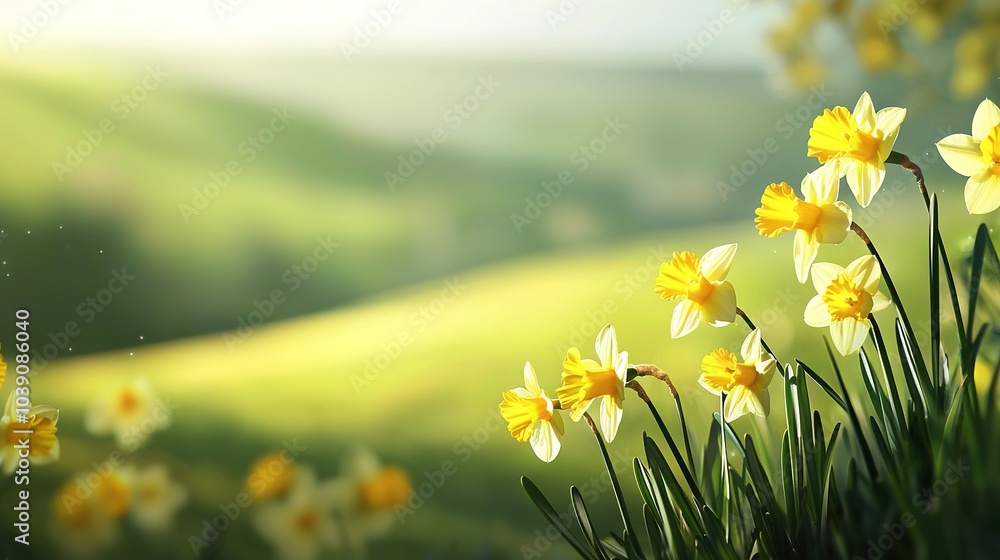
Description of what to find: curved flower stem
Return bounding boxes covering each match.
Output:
[736,307,786,377]
[888,151,968,352]
[850,221,928,371]
[719,393,732,541]
[627,372,696,481]
[581,411,644,556]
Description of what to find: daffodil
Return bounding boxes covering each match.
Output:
[325,447,411,553]
[499,361,564,462]
[556,324,627,442]
[755,166,852,283]
[52,480,118,559]
[0,345,7,387]
[935,98,1000,214]
[254,467,342,560]
[804,256,891,355]
[245,450,297,501]
[94,464,136,519]
[807,92,906,207]
[0,391,59,475]
[699,329,776,422]
[655,244,738,338]
[85,377,170,451]
[130,464,188,533]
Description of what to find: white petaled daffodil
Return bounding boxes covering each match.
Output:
[325,447,412,554]
[254,466,342,560]
[85,377,170,451]
[699,329,776,422]
[556,324,628,443]
[499,361,565,462]
[755,165,853,283]
[130,464,188,534]
[935,98,1000,214]
[0,391,59,475]
[654,244,738,338]
[807,92,906,207]
[804,255,892,356]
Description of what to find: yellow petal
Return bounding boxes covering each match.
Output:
[854,92,876,131]
[804,295,831,327]
[831,317,870,356]
[817,202,851,245]
[523,362,541,397]
[936,134,984,177]
[655,252,701,300]
[808,107,854,164]
[700,349,737,395]
[846,160,885,207]
[972,98,1000,140]
[701,243,738,282]
[793,229,819,284]
[810,262,846,295]
[600,394,623,443]
[965,171,1000,214]
[755,183,800,238]
[874,107,906,161]
[701,281,736,327]
[670,299,703,338]
[846,255,881,293]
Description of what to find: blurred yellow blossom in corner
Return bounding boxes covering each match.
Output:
[245,450,297,501]
[85,377,170,451]
[131,464,188,533]
[327,447,412,553]
[254,466,342,560]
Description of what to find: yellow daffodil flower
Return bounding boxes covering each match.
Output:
[52,480,119,559]
[807,92,906,207]
[935,98,1000,214]
[0,391,59,475]
[131,464,188,534]
[755,166,852,283]
[804,256,891,355]
[556,324,628,442]
[655,244,738,338]
[326,447,412,553]
[499,361,564,462]
[254,466,342,560]
[245,451,297,501]
[699,329,776,422]
[85,377,170,451]
[0,346,7,387]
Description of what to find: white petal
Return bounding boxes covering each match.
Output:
[804,295,831,327]
[724,386,754,422]
[936,134,985,177]
[965,172,1000,215]
[529,420,561,462]
[614,351,629,381]
[793,229,819,284]
[802,164,840,205]
[846,255,881,293]
[523,362,541,397]
[810,262,845,294]
[701,243,738,282]
[817,202,851,245]
[854,92,876,131]
[872,291,891,312]
[701,281,737,327]
[600,394,623,443]
[846,161,885,207]
[595,324,617,367]
[671,299,703,338]
[875,107,906,161]
[740,329,763,362]
[831,318,870,356]
[972,98,1000,140]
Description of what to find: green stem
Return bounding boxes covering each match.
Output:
[736,307,786,377]
[582,412,644,557]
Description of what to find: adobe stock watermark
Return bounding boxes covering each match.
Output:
[853,458,970,560]
[352,278,467,393]
[384,75,501,192]
[877,0,929,38]
[544,0,589,30]
[223,235,340,351]
[213,0,248,21]
[341,0,403,62]
[395,408,504,524]
[189,439,306,556]
[716,84,834,201]
[179,107,296,223]
[520,449,634,559]
[7,0,71,53]
[30,267,136,373]
[673,0,750,71]
[511,117,628,233]
[52,65,168,183]
[554,245,668,356]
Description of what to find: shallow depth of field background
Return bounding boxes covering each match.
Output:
[0,1,996,558]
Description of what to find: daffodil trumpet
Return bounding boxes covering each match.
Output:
[735,306,785,377]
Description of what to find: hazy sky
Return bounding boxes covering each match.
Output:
[2,0,779,65]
